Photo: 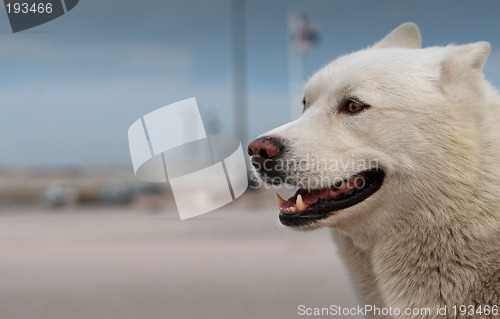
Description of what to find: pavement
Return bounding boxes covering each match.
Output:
[0,190,361,319]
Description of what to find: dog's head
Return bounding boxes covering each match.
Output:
[248,23,492,236]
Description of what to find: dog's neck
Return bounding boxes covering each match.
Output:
[332,194,500,311]
[376,216,498,309]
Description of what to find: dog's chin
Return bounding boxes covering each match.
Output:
[276,169,385,228]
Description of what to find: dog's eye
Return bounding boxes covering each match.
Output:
[346,100,366,114]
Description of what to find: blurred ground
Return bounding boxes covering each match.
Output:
[0,190,361,319]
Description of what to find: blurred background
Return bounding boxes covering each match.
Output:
[1,1,500,318]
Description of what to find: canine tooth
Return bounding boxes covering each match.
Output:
[296,194,306,211]
[328,190,337,198]
[275,193,286,207]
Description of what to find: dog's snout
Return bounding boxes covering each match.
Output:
[247,136,284,159]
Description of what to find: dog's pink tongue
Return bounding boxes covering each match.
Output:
[301,189,329,205]
[276,177,364,214]
[276,189,329,214]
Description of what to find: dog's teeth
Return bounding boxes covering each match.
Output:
[329,189,338,198]
[275,193,286,207]
[296,194,306,211]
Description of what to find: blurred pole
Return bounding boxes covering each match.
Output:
[288,13,320,121]
[232,0,248,145]
[288,39,303,121]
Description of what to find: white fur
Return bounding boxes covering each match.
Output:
[259,23,500,318]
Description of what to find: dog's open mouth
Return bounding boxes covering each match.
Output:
[278,169,385,227]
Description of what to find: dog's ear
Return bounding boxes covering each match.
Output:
[372,22,421,49]
[441,42,490,82]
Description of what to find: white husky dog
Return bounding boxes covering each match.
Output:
[248,23,500,318]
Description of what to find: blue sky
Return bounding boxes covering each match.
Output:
[1,0,500,166]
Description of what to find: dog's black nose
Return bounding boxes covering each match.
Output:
[247,136,284,159]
